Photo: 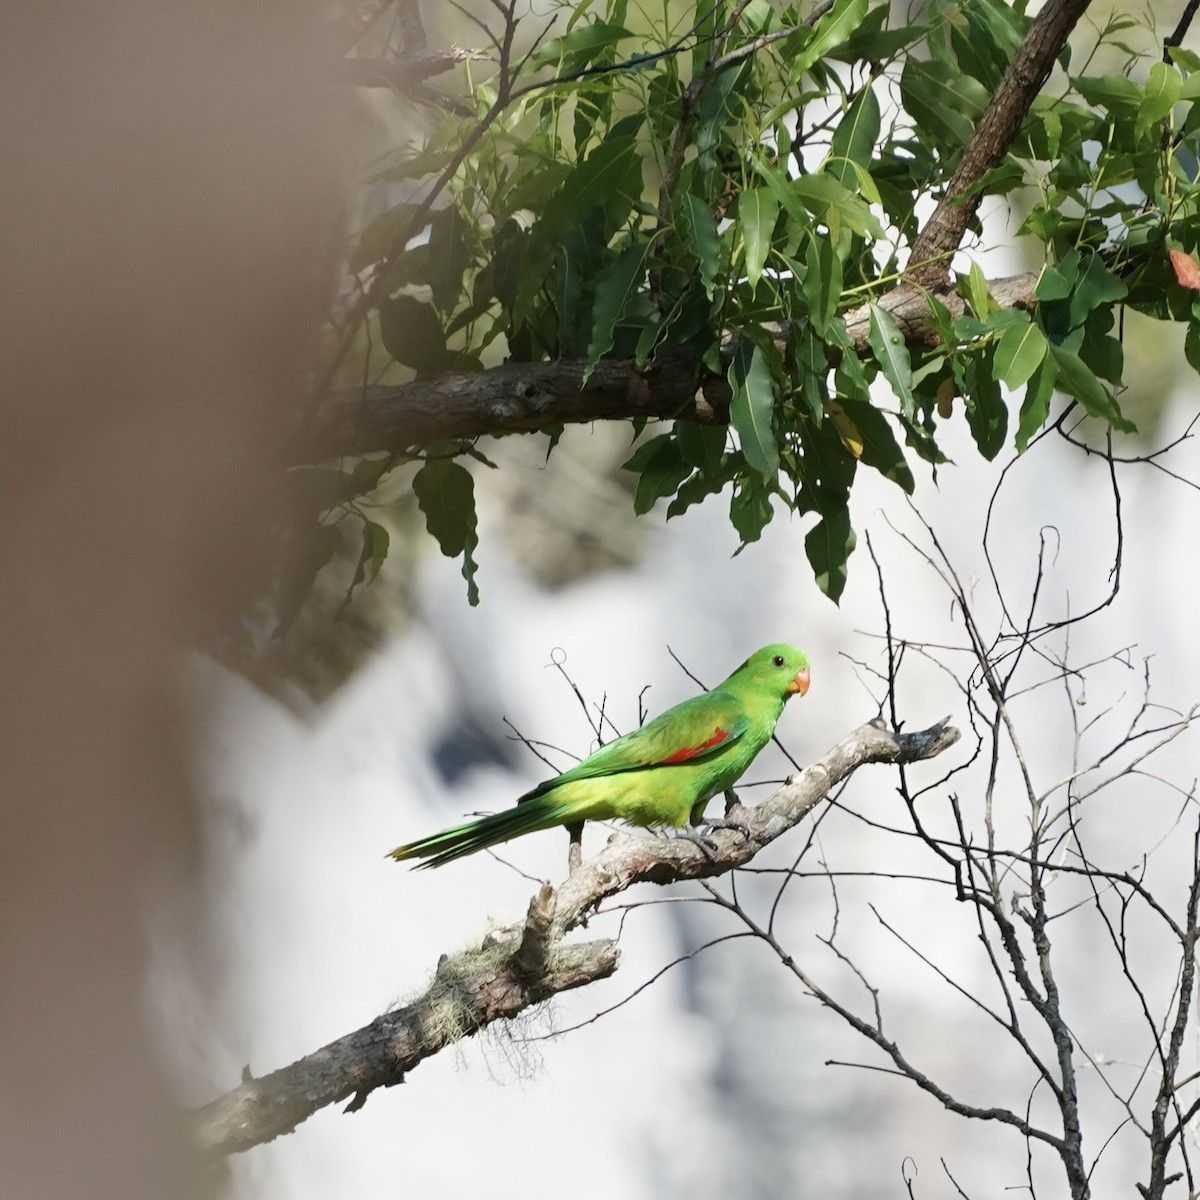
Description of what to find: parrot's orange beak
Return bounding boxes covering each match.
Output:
[788,666,810,696]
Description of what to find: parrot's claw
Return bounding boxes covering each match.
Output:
[701,815,753,841]
[671,825,719,861]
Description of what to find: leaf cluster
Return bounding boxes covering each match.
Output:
[327,0,1200,605]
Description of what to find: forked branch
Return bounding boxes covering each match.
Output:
[195,715,958,1158]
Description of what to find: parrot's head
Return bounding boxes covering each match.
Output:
[740,643,810,698]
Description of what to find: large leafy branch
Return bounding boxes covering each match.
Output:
[299,0,1200,610]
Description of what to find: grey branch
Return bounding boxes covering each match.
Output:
[337,46,474,87]
[194,716,959,1157]
[299,345,723,460]
[300,277,1036,461]
[195,919,619,1157]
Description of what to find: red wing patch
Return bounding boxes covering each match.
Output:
[661,726,731,764]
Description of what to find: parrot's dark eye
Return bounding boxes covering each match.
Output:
[773,654,785,667]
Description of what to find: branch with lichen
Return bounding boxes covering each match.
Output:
[194,715,958,1158]
[298,275,1038,461]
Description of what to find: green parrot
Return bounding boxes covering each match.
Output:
[388,643,810,869]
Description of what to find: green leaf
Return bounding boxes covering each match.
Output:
[379,295,448,375]
[365,520,390,580]
[667,462,735,519]
[1073,73,1144,114]
[898,412,948,465]
[994,319,1048,391]
[831,396,914,492]
[1169,47,1200,75]
[1068,252,1127,327]
[425,205,474,313]
[790,173,884,239]
[738,188,780,289]
[1186,303,1200,372]
[412,460,481,605]
[752,158,812,229]
[839,160,883,206]
[548,138,641,232]
[585,240,649,375]
[794,322,830,422]
[677,192,720,298]
[804,231,841,335]
[963,352,1007,460]
[1036,263,1073,301]
[460,540,480,606]
[982,309,1030,336]
[625,435,691,514]
[676,420,726,474]
[961,260,995,318]
[1015,355,1058,452]
[622,432,672,472]
[788,0,869,82]
[828,19,927,64]
[413,460,475,556]
[805,507,856,603]
[729,340,779,479]
[347,520,391,603]
[488,219,526,311]
[953,0,1025,88]
[868,304,915,418]
[835,346,870,401]
[1138,62,1182,141]
[529,21,634,70]
[553,214,609,357]
[828,87,881,188]
[1049,345,1136,431]
[351,203,422,273]
[900,58,986,148]
[741,0,773,34]
[730,475,774,546]
[1080,308,1124,383]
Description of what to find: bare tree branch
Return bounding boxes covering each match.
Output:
[195,910,617,1156]
[334,0,399,54]
[338,46,474,86]
[1164,0,1200,56]
[194,715,959,1157]
[299,345,721,461]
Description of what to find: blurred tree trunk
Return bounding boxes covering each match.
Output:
[0,4,343,1195]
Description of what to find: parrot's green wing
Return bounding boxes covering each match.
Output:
[518,689,749,804]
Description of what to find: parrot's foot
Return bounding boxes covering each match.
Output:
[701,815,753,841]
[671,825,719,861]
[566,821,584,875]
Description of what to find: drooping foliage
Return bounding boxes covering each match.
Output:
[316,0,1200,605]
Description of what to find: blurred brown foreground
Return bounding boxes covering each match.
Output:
[0,4,342,1195]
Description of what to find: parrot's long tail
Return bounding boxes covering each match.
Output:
[387,796,572,869]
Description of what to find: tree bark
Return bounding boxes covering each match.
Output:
[906,0,1094,289]
[195,716,959,1158]
[299,275,1038,461]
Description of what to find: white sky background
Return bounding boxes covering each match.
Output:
[182,346,1200,1199]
